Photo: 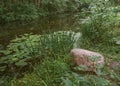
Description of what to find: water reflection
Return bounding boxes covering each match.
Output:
[0,13,81,46]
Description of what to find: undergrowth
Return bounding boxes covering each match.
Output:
[0,0,120,86]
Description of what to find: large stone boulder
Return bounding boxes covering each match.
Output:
[70,48,104,71]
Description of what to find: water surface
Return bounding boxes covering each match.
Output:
[0,13,81,47]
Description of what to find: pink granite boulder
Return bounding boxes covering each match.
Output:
[70,48,104,71]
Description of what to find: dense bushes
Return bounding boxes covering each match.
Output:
[0,3,38,23]
[0,0,119,23]
[0,0,89,23]
[0,31,76,75]
[80,0,120,44]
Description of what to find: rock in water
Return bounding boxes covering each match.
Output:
[70,48,104,71]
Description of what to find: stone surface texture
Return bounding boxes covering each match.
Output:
[70,48,104,71]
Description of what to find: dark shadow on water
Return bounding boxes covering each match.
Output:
[0,13,81,47]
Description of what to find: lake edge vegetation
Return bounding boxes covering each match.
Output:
[0,0,120,86]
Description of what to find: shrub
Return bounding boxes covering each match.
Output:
[0,31,76,75]
[0,76,11,86]
[80,0,119,44]
[0,0,90,23]
[0,3,38,22]
[61,72,111,86]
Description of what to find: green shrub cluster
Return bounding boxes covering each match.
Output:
[80,0,120,44]
[0,0,90,23]
[0,31,75,75]
[62,72,111,86]
[0,3,38,23]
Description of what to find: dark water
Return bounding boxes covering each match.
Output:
[0,13,81,47]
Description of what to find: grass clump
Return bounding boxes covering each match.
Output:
[6,55,70,86]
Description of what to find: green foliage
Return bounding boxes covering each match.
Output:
[0,77,11,86]
[0,54,112,86]
[7,55,70,86]
[79,40,120,86]
[0,0,90,23]
[61,72,111,86]
[31,57,70,86]
[0,3,38,23]
[113,36,120,45]
[0,0,120,86]
[12,3,38,21]
[0,31,75,74]
[80,0,119,44]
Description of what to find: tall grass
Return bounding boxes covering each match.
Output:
[14,56,70,86]
[0,55,112,86]
[78,1,120,85]
[80,0,119,44]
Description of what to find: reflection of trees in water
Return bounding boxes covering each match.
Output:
[38,13,80,31]
[0,13,81,46]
